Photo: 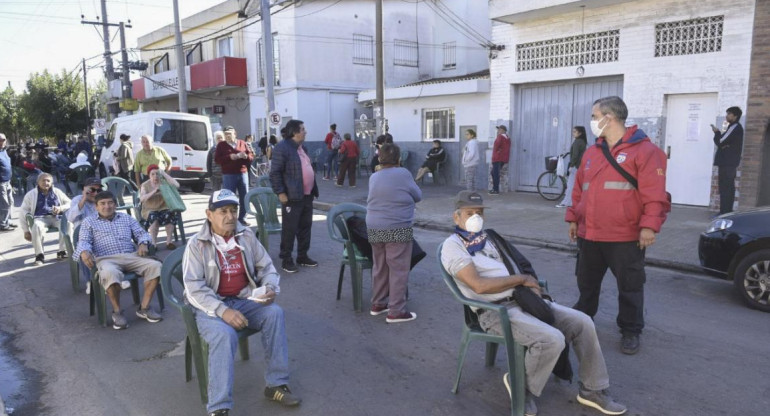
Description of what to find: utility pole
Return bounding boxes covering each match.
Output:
[99,0,116,119]
[172,0,188,113]
[83,58,91,142]
[261,0,276,137]
[119,22,133,115]
[375,0,384,137]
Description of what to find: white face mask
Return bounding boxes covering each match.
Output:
[464,214,484,233]
[590,115,607,138]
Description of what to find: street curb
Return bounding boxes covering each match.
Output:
[314,201,704,275]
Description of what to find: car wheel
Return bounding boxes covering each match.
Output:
[190,181,206,193]
[732,249,770,312]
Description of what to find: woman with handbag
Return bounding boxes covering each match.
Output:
[336,133,359,188]
[139,164,181,250]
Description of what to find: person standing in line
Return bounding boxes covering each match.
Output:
[207,131,225,192]
[336,133,359,188]
[462,129,480,191]
[711,106,743,215]
[323,124,342,180]
[113,134,135,185]
[566,96,669,356]
[490,125,511,195]
[133,135,172,185]
[367,143,422,323]
[556,126,588,208]
[215,126,254,227]
[269,119,319,273]
[0,133,19,232]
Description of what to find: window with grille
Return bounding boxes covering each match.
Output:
[152,53,169,74]
[655,15,723,57]
[256,37,281,87]
[423,108,455,140]
[394,39,418,67]
[443,41,456,70]
[516,30,620,71]
[353,34,374,65]
[217,36,234,58]
[185,42,202,65]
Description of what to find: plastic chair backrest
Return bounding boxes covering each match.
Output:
[73,224,80,248]
[326,203,366,244]
[257,175,271,188]
[160,246,187,311]
[73,165,95,189]
[437,242,485,329]
[252,187,281,227]
[101,176,137,209]
[400,150,409,166]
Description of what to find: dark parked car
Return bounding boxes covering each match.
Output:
[698,207,770,312]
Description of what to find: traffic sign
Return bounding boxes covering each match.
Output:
[359,113,368,121]
[268,111,282,127]
[93,119,107,134]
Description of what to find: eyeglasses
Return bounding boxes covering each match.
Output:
[86,187,101,194]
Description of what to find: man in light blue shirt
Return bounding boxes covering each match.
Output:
[66,177,101,229]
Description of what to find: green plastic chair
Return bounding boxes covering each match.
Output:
[357,148,370,177]
[399,150,410,167]
[59,216,80,293]
[101,176,139,217]
[77,224,164,327]
[24,213,60,234]
[256,174,271,188]
[245,187,282,250]
[160,246,257,404]
[70,165,95,194]
[437,242,550,416]
[11,166,29,195]
[326,203,372,312]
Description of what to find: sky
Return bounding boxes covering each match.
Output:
[0,0,221,93]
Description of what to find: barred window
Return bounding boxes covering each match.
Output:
[423,108,455,140]
[655,15,723,57]
[516,30,620,71]
[443,41,456,70]
[256,37,280,87]
[394,39,419,67]
[353,34,374,65]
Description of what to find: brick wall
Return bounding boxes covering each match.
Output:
[739,0,770,208]
[489,0,756,207]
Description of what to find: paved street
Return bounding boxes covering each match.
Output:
[0,188,768,416]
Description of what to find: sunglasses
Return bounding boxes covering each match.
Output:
[86,187,102,194]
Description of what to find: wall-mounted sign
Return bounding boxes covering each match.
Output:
[213,105,225,114]
[268,111,282,127]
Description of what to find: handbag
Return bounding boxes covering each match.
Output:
[159,176,187,212]
[346,215,425,270]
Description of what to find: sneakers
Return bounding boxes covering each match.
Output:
[555,203,569,208]
[264,385,302,406]
[488,190,500,195]
[350,185,356,188]
[85,281,91,295]
[56,250,67,260]
[34,254,44,265]
[239,219,251,226]
[297,257,318,267]
[385,311,416,323]
[112,311,128,330]
[621,334,640,355]
[503,373,538,416]
[282,259,299,273]
[370,304,389,316]
[577,383,627,415]
[335,183,343,187]
[136,307,163,323]
[166,242,177,251]
[208,409,229,416]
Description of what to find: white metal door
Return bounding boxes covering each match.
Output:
[664,93,717,206]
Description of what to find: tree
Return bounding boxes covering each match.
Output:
[0,85,22,145]
[19,69,88,142]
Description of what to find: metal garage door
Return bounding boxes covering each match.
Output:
[513,76,623,192]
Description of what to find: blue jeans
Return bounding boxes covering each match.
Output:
[324,149,338,178]
[222,172,249,221]
[195,298,290,413]
[491,162,505,192]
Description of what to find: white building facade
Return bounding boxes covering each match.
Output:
[490,0,755,207]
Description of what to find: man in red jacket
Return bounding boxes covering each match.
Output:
[565,96,669,356]
[215,126,254,226]
[489,125,511,195]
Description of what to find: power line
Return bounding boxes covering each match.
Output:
[423,0,491,48]
[434,0,492,45]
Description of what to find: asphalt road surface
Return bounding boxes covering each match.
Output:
[0,205,768,416]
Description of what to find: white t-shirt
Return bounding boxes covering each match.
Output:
[440,233,514,304]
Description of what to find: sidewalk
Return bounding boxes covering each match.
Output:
[311,174,713,273]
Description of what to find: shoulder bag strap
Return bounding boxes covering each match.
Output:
[600,141,638,189]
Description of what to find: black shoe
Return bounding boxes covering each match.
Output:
[34,254,45,266]
[282,259,298,273]
[7,223,18,229]
[265,385,302,406]
[208,409,229,416]
[621,334,640,355]
[0,226,12,232]
[297,256,318,267]
[56,250,67,260]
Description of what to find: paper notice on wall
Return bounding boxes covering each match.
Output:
[686,103,702,142]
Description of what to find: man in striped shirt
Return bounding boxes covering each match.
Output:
[74,191,163,329]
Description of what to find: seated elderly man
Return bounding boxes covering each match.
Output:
[440,191,626,416]
[20,172,71,265]
[74,191,163,330]
[183,189,300,416]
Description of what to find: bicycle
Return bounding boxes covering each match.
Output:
[536,152,569,201]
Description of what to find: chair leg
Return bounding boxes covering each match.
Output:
[238,337,250,361]
[177,215,187,244]
[506,342,527,416]
[336,263,346,300]
[185,337,193,382]
[156,283,165,311]
[131,280,141,305]
[485,342,499,367]
[351,264,363,313]
[453,329,472,394]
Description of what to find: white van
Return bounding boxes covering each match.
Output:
[99,111,213,193]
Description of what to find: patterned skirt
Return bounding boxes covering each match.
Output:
[141,209,178,229]
[367,226,413,244]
